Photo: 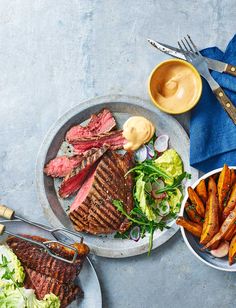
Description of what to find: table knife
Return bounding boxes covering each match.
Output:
[148,39,236,77]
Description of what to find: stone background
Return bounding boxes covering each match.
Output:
[0,1,235,307]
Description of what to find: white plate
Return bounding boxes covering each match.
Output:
[180,166,236,272]
[36,95,198,257]
[0,220,102,307]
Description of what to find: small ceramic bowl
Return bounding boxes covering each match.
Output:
[148,59,202,114]
[180,166,236,272]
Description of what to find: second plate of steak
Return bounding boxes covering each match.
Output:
[69,150,134,234]
[24,267,83,308]
[6,235,88,284]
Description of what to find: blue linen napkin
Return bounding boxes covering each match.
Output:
[190,35,236,172]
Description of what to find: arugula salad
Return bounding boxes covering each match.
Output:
[113,134,190,255]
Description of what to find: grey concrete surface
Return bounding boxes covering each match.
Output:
[0,1,236,307]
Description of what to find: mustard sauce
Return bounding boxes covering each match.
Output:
[123,116,155,151]
[150,62,200,113]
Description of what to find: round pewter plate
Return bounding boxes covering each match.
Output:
[0,220,102,307]
[36,95,198,258]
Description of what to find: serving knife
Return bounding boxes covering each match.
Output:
[148,39,236,77]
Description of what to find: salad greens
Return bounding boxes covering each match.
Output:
[113,199,168,255]
[0,246,25,287]
[113,148,189,255]
[135,173,156,221]
[155,149,184,184]
[0,285,60,308]
[0,246,60,308]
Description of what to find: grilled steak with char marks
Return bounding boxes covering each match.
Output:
[72,130,126,153]
[69,150,134,234]
[24,267,83,308]
[6,235,88,284]
[66,109,116,143]
[59,146,108,198]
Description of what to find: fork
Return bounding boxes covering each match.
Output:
[178,35,236,125]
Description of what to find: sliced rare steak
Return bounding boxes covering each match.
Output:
[6,235,89,284]
[69,150,134,234]
[24,267,83,308]
[44,155,83,178]
[71,130,126,153]
[59,146,108,198]
[66,109,116,143]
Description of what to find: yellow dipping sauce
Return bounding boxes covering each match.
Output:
[149,59,202,114]
[123,116,155,151]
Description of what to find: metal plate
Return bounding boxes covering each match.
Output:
[36,95,198,258]
[180,166,236,272]
[0,220,102,307]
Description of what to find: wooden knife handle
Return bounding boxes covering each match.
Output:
[0,205,14,219]
[225,64,236,77]
[0,224,5,235]
[213,87,236,125]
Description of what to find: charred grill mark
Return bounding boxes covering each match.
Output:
[6,235,87,308]
[93,176,122,202]
[88,221,113,234]
[97,161,124,189]
[69,214,87,230]
[25,268,82,307]
[89,196,121,229]
[60,146,108,197]
[89,208,114,229]
[69,150,134,235]
[7,238,78,284]
[90,186,122,222]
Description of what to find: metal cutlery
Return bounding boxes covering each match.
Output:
[0,204,84,264]
[177,35,236,125]
[0,223,79,264]
[148,39,236,76]
[0,204,83,240]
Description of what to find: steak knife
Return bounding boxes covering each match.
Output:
[148,39,236,77]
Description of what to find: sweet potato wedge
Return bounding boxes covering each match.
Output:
[222,183,236,220]
[185,202,203,225]
[229,234,236,265]
[200,180,219,245]
[231,169,236,186]
[217,164,231,213]
[187,187,205,218]
[224,224,236,242]
[208,177,217,194]
[203,206,236,250]
[212,173,219,182]
[176,217,202,238]
[195,179,208,203]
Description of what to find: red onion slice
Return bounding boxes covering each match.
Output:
[152,191,166,200]
[135,145,148,162]
[154,135,169,152]
[157,192,167,199]
[146,144,155,158]
[130,226,140,242]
